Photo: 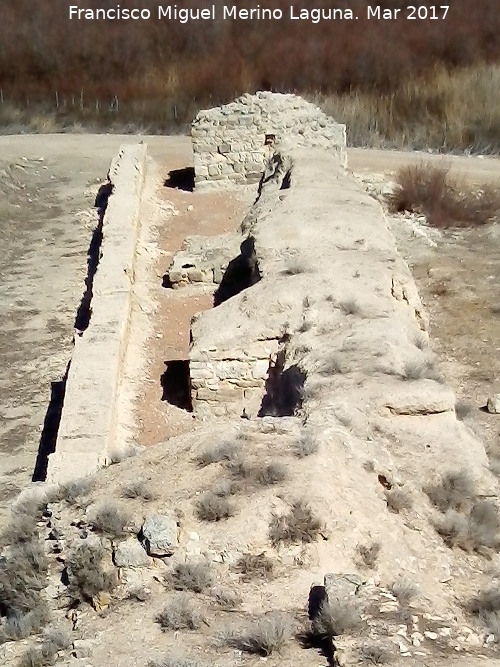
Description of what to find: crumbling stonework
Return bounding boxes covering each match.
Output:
[191,91,346,188]
[190,340,279,417]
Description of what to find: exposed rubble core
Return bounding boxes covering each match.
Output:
[191,91,346,188]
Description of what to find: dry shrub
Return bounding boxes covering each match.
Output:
[269,501,322,546]
[385,488,413,514]
[164,562,213,594]
[121,480,156,501]
[156,595,205,631]
[256,462,288,486]
[66,542,117,604]
[108,445,138,464]
[399,358,444,383]
[89,502,130,537]
[294,434,319,458]
[195,443,238,467]
[434,500,500,551]
[357,541,381,568]
[0,522,50,642]
[311,598,363,638]
[222,612,292,656]
[390,578,418,605]
[234,553,275,581]
[211,588,242,611]
[18,628,72,667]
[57,477,94,506]
[317,354,347,376]
[424,470,476,513]
[389,163,500,228]
[149,658,202,667]
[359,643,394,664]
[339,299,362,316]
[196,493,236,522]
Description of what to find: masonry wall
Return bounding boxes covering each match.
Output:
[191,91,346,188]
[46,144,146,484]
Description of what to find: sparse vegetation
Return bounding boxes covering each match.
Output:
[311,598,363,638]
[211,588,242,611]
[339,298,362,316]
[434,500,500,551]
[424,470,476,513]
[282,258,309,275]
[108,445,138,464]
[294,434,319,458]
[0,518,50,643]
[156,595,205,631]
[195,443,238,468]
[256,462,288,486]
[389,163,500,228]
[358,643,393,664]
[357,541,381,568]
[164,562,213,594]
[57,477,94,506]
[149,658,202,667]
[269,500,322,546]
[385,488,413,514]
[234,553,275,581]
[89,502,130,537]
[66,542,117,604]
[317,354,347,376]
[222,612,292,656]
[390,578,418,605]
[18,628,72,667]
[121,480,156,501]
[196,493,236,522]
[399,358,444,383]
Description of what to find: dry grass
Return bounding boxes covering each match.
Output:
[390,578,418,605]
[57,477,94,506]
[211,588,242,611]
[195,443,238,468]
[294,434,319,458]
[89,502,130,537]
[233,553,275,581]
[358,643,394,664]
[455,400,474,421]
[357,541,381,568]
[121,480,156,501]
[434,501,500,551]
[196,493,236,522]
[66,542,117,604]
[18,628,72,667]
[149,658,202,667]
[221,612,292,656]
[269,500,323,546]
[424,470,476,513]
[399,358,444,383]
[385,488,413,514]
[339,298,363,316]
[156,595,205,631]
[311,598,363,638]
[388,162,500,228]
[164,562,213,594]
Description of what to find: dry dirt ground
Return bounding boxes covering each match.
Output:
[1,136,499,667]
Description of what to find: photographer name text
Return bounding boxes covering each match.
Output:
[68,4,450,23]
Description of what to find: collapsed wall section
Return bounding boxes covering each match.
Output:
[46,144,146,484]
[191,91,346,188]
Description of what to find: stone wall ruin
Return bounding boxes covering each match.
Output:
[191,91,347,188]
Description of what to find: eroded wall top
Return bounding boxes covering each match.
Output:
[191,91,346,188]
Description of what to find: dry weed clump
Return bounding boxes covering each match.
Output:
[311,598,363,638]
[66,542,117,604]
[269,500,323,546]
[455,400,474,421]
[211,588,242,611]
[222,612,292,656]
[358,643,394,664]
[148,658,202,667]
[385,488,413,514]
[0,518,50,642]
[57,477,94,506]
[294,434,319,458]
[18,628,72,667]
[357,541,381,568]
[399,358,444,383]
[234,553,275,581]
[156,595,205,631]
[196,493,236,522]
[195,442,238,467]
[89,502,130,537]
[121,480,156,501]
[339,298,363,316]
[164,562,213,594]
[388,163,500,228]
[424,470,476,513]
[390,578,419,605]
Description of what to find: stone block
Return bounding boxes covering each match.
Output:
[218,143,231,154]
[114,538,151,568]
[142,513,178,557]
[252,359,270,379]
